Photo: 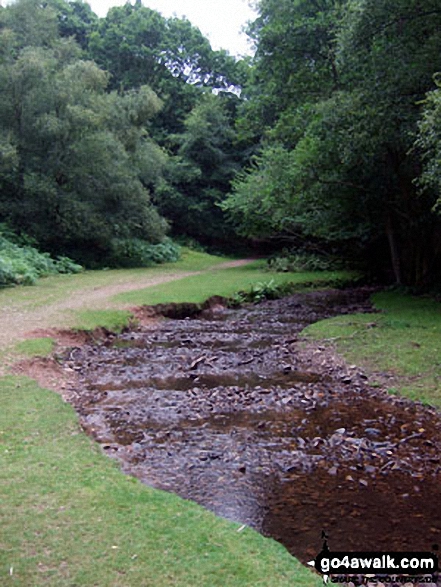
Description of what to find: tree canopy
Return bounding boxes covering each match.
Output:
[0,0,245,266]
[2,0,441,284]
[224,0,441,286]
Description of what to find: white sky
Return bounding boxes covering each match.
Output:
[87,0,257,57]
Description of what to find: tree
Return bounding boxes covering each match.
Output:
[0,0,60,47]
[226,0,441,285]
[51,0,99,51]
[0,1,170,266]
[239,0,342,142]
[87,3,243,138]
[155,94,242,244]
[416,79,441,205]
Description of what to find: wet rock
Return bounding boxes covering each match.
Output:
[364,427,382,437]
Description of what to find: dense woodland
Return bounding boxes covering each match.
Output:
[1,0,441,286]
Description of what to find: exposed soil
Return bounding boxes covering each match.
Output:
[58,287,441,586]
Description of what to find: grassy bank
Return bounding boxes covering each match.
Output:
[2,254,439,585]
[0,376,320,587]
[0,249,227,319]
[114,262,354,306]
[304,290,441,407]
[74,263,355,331]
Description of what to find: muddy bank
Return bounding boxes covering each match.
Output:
[63,288,441,582]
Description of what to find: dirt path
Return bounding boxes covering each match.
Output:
[0,258,255,351]
[52,257,255,312]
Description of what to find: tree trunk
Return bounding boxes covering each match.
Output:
[385,214,402,285]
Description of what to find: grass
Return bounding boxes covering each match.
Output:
[2,250,440,584]
[0,338,56,376]
[74,309,135,332]
[13,337,56,357]
[0,248,230,318]
[0,375,321,587]
[73,262,355,332]
[114,262,355,306]
[304,290,441,406]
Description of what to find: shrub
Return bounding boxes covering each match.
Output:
[229,274,363,306]
[108,238,181,268]
[229,279,281,305]
[0,226,83,287]
[53,256,84,274]
[267,249,343,272]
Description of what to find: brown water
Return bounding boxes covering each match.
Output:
[65,289,441,583]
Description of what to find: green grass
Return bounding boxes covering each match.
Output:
[71,264,354,332]
[115,262,355,306]
[0,250,329,586]
[0,375,321,587]
[74,309,135,332]
[13,337,55,357]
[2,253,439,584]
[0,248,230,318]
[304,290,441,406]
[0,338,56,376]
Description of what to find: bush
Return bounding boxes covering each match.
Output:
[53,256,84,274]
[108,238,181,268]
[0,226,83,287]
[229,279,282,305]
[229,274,363,306]
[267,249,343,272]
[173,236,207,253]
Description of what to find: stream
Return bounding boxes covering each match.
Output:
[64,288,441,584]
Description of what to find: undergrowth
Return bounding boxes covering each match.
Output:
[267,249,344,273]
[0,224,83,286]
[108,237,181,268]
[229,273,362,306]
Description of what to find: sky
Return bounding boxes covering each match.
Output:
[87,0,257,57]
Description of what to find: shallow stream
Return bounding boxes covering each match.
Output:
[64,288,441,580]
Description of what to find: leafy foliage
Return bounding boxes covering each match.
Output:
[415,79,441,209]
[0,0,249,263]
[0,3,173,267]
[226,0,441,286]
[3,0,441,285]
[107,238,180,268]
[86,3,243,138]
[267,250,343,273]
[229,273,361,306]
[230,279,280,305]
[155,94,242,245]
[0,224,82,286]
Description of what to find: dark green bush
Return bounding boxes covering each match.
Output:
[108,238,181,268]
[267,249,344,273]
[0,226,83,286]
[53,256,84,274]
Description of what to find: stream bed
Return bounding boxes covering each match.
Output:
[64,288,441,582]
